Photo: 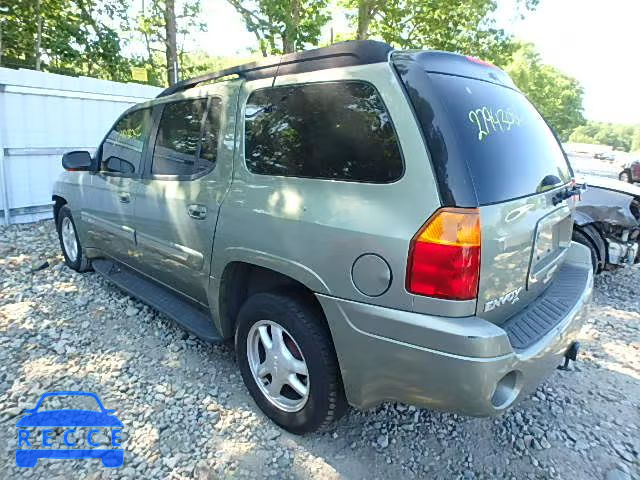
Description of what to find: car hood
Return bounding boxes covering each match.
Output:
[16,410,123,427]
[579,174,640,198]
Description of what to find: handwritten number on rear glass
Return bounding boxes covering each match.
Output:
[468,107,521,141]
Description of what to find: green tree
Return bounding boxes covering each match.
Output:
[632,128,640,152]
[503,43,585,140]
[133,0,206,86]
[227,0,330,55]
[343,0,539,65]
[179,51,261,79]
[569,122,640,152]
[0,0,131,80]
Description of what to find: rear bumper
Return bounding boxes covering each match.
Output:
[317,242,593,415]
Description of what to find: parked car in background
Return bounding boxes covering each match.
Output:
[573,175,640,272]
[51,40,593,433]
[619,158,640,183]
[594,152,615,162]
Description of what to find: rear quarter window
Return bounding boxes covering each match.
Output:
[244,81,403,183]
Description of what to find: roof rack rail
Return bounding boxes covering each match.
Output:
[156,40,393,98]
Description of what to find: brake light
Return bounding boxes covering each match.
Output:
[406,208,481,300]
[465,56,497,69]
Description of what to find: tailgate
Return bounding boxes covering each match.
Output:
[392,51,576,322]
[478,192,574,324]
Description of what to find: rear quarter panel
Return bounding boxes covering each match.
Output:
[212,63,442,311]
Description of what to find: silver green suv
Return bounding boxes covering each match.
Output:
[52,41,593,433]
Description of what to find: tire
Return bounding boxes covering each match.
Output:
[56,205,91,272]
[619,170,631,183]
[572,229,599,273]
[235,292,347,434]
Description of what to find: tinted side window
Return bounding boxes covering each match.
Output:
[245,82,403,182]
[197,98,222,174]
[101,108,152,175]
[152,99,208,176]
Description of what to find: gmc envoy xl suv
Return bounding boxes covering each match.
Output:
[52,41,593,433]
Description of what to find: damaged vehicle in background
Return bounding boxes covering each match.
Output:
[573,175,640,272]
[619,158,640,183]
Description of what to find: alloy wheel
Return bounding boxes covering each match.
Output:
[61,216,78,262]
[247,320,310,412]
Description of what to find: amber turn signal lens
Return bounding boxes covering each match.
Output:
[415,208,481,247]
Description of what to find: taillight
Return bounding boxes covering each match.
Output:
[406,208,481,301]
[465,56,497,69]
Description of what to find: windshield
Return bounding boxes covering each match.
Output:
[393,52,573,206]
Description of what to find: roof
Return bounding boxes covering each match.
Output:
[157,40,394,98]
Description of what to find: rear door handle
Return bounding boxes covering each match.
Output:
[188,204,207,220]
[118,192,131,204]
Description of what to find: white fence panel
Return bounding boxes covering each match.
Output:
[0,67,162,224]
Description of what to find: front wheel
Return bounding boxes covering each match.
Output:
[235,292,347,434]
[56,205,91,272]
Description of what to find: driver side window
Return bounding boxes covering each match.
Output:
[101,108,152,175]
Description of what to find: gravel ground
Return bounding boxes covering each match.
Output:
[0,220,638,480]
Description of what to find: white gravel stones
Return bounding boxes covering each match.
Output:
[1,219,639,479]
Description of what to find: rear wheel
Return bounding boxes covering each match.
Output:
[235,292,347,434]
[619,170,631,183]
[572,229,599,273]
[56,205,91,272]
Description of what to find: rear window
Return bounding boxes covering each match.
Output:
[394,52,571,206]
[244,81,403,183]
[429,74,571,204]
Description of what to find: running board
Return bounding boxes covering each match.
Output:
[92,259,223,343]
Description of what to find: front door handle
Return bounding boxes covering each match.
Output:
[188,204,207,220]
[118,192,131,204]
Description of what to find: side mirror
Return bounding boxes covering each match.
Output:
[62,151,96,171]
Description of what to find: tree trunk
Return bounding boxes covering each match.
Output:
[140,0,156,69]
[0,19,3,68]
[254,34,268,57]
[164,0,179,86]
[357,0,373,40]
[35,0,43,70]
[282,0,300,53]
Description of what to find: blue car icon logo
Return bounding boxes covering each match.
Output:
[16,391,123,468]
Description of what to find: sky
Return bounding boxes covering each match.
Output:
[194,0,640,125]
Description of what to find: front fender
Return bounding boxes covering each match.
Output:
[573,210,595,227]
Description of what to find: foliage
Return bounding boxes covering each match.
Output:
[132,0,206,86]
[227,0,330,55]
[569,122,640,152]
[0,0,131,80]
[179,51,262,79]
[503,43,585,140]
[342,0,539,65]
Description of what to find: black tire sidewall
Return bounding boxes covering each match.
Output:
[57,206,83,271]
[620,170,631,183]
[235,293,340,434]
[572,230,598,273]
